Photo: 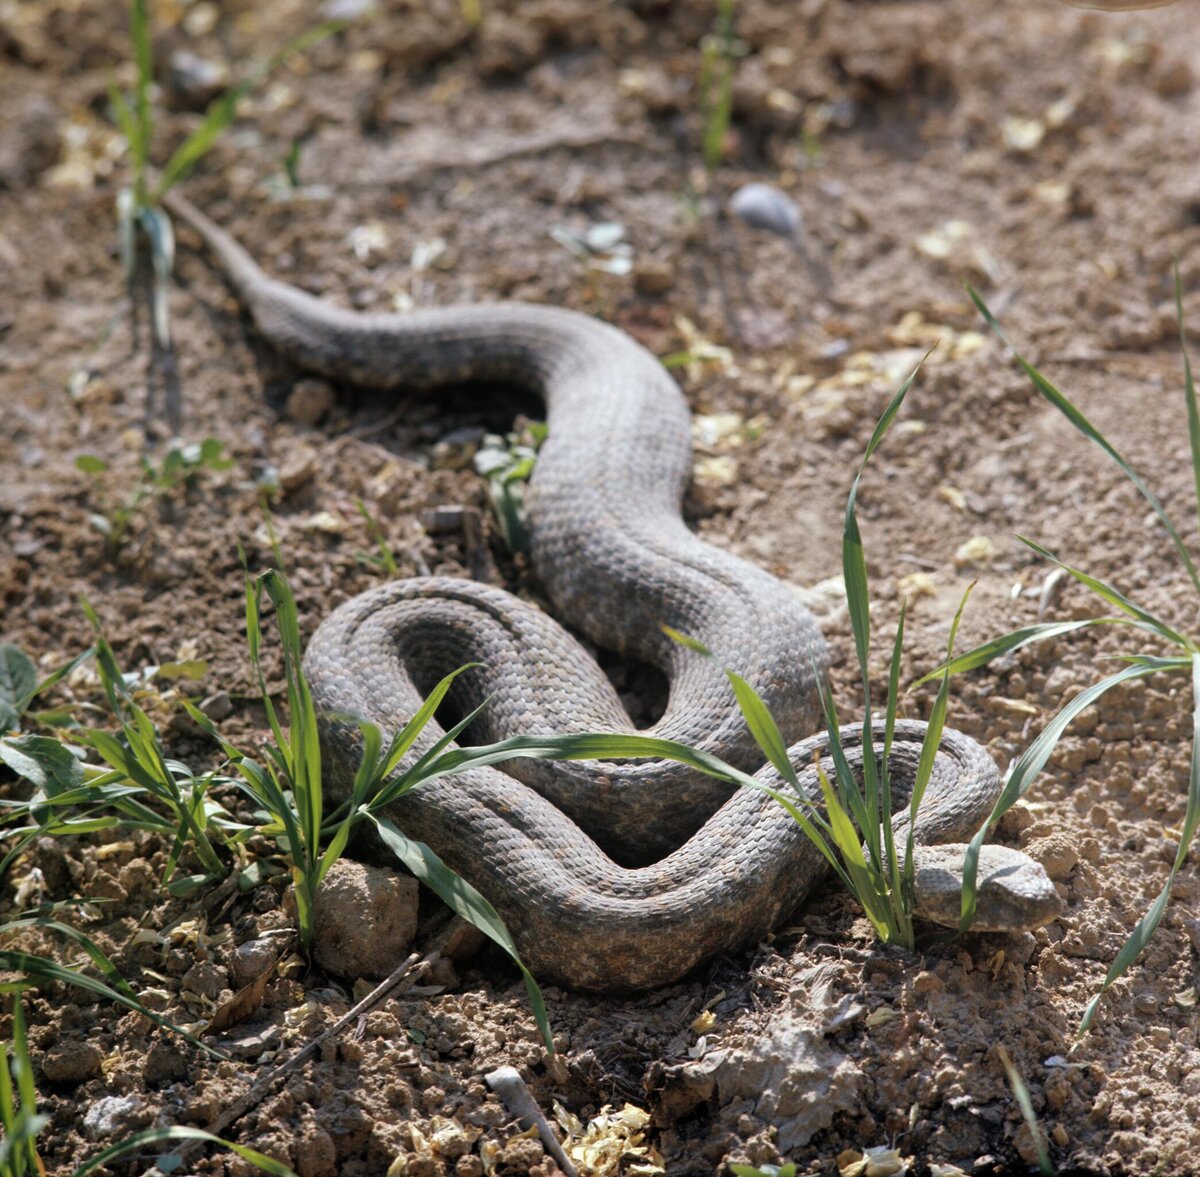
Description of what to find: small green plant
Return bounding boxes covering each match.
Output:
[354,498,399,576]
[0,996,295,1176]
[729,1165,797,1177]
[697,0,745,173]
[106,0,344,401]
[75,437,233,555]
[920,277,1200,1030]
[1,605,234,893]
[473,420,548,553]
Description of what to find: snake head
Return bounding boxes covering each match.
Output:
[911,843,1063,933]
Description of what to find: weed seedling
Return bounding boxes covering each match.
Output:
[75,436,232,555]
[354,498,399,577]
[473,420,548,554]
[106,0,345,420]
[665,354,977,949]
[0,644,94,734]
[697,0,745,174]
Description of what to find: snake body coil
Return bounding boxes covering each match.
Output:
[167,193,1060,991]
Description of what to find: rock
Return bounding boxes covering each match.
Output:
[41,1040,103,1083]
[82,1094,146,1141]
[143,1038,190,1084]
[199,690,233,720]
[1025,833,1078,881]
[634,258,674,296]
[279,444,320,491]
[231,936,280,987]
[312,860,419,979]
[182,960,230,1000]
[167,49,231,108]
[295,1117,338,1177]
[729,182,802,242]
[285,379,337,427]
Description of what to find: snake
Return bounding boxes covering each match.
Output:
[165,192,1061,992]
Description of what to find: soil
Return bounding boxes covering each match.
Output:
[2,0,1200,1174]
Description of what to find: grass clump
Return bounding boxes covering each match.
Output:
[667,355,976,950]
[922,275,1200,1030]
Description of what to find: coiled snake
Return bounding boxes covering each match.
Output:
[167,193,1060,991]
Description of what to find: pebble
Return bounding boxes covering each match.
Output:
[199,690,233,720]
[143,1038,190,1085]
[182,959,230,1000]
[231,936,281,987]
[279,445,320,492]
[285,378,337,426]
[312,859,419,979]
[82,1094,145,1141]
[729,182,802,242]
[41,1039,103,1083]
[167,49,230,107]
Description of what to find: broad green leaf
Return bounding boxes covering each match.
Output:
[0,645,37,731]
[970,285,1200,595]
[0,736,83,796]
[370,816,553,1053]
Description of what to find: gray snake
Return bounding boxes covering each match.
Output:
[166,192,1060,991]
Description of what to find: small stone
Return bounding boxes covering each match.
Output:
[182,960,230,1000]
[0,95,62,189]
[729,182,802,242]
[455,1157,484,1177]
[634,258,674,296]
[167,49,231,107]
[41,1040,103,1083]
[285,379,337,426]
[1025,833,1078,881]
[279,445,320,492]
[231,937,280,987]
[437,916,486,962]
[312,860,419,979]
[199,690,233,720]
[82,1094,146,1141]
[1153,58,1193,98]
[143,1038,189,1084]
[295,1118,337,1177]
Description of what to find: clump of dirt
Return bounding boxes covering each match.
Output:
[2,0,1200,1174]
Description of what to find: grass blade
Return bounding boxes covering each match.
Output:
[1178,269,1200,553]
[1018,537,1189,648]
[997,1046,1054,1176]
[970,285,1200,595]
[913,618,1126,685]
[959,660,1168,930]
[1079,651,1200,1031]
[153,20,346,200]
[369,816,553,1053]
[74,1126,298,1176]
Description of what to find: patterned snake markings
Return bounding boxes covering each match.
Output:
[166,192,1060,991]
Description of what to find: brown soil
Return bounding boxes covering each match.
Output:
[2,0,1199,1174]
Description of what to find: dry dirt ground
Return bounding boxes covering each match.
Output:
[2,0,1200,1173]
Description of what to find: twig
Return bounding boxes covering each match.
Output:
[485,1065,579,1177]
[150,949,435,1171]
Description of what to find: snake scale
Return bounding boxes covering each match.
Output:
[166,192,1060,992]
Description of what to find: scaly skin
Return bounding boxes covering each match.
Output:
[166,192,1060,991]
